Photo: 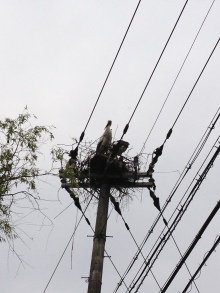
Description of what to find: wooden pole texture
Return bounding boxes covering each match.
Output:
[87,184,110,293]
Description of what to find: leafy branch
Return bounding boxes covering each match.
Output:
[0,108,55,242]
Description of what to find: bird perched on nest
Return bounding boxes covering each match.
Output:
[111,140,129,157]
[96,120,112,155]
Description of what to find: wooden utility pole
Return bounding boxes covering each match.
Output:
[61,157,153,293]
[86,173,151,293]
[87,184,110,293]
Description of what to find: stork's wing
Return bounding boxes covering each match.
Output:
[96,137,103,154]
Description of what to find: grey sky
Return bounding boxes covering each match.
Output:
[1,0,220,292]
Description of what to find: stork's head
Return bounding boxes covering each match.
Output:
[105,120,112,128]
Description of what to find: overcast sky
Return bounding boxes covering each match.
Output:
[1,0,220,292]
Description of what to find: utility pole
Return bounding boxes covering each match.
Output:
[87,184,110,293]
[61,154,153,293]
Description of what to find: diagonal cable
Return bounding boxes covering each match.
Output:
[112,111,220,292]
[42,194,94,293]
[140,0,216,154]
[75,0,143,148]
[117,0,189,143]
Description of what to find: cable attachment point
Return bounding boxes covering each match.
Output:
[148,188,161,211]
[123,123,129,136]
[79,131,85,143]
[154,144,164,158]
[163,217,168,226]
[69,147,78,161]
[85,217,91,226]
[125,222,130,231]
[166,128,173,140]
[110,194,122,215]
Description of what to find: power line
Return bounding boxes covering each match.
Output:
[155,36,219,150]
[182,235,220,293]
[140,0,216,154]
[167,224,200,293]
[112,110,219,292]
[54,201,74,219]
[117,0,189,143]
[110,195,162,292]
[42,194,93,293]
[75,0,143,148]
[43,188,127,292]
[138,144,220,292]
[124,140,220,292]
[171,37,220,130]
[190,107,220,165]
[140,38,220,227]
[145,107,220,246]
[136,35,220,265]
[161,201,220,293]
[105,248,129,291]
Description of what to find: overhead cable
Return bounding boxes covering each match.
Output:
[42,195,94,293]
[140,0,216,154]
[43,190,126,293]
[145,107,220,244]
[112,110,219,292]
[59,169,91,225]
[109,194,162,291]
[117,0,189,143]
[115,16,220,293]
[144,38,220,214]
[161,201,220,293]
[126,140,220,292]
[75,0,143,150]
[182,235,220,293]
[171,37,220,130]
[162,216,200,293]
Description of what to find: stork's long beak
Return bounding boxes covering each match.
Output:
[105,120,112,129]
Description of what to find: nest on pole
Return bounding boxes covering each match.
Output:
[55,136,160,211]
[57,138,141,205]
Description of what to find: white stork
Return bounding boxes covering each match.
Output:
[96,120,112,155]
